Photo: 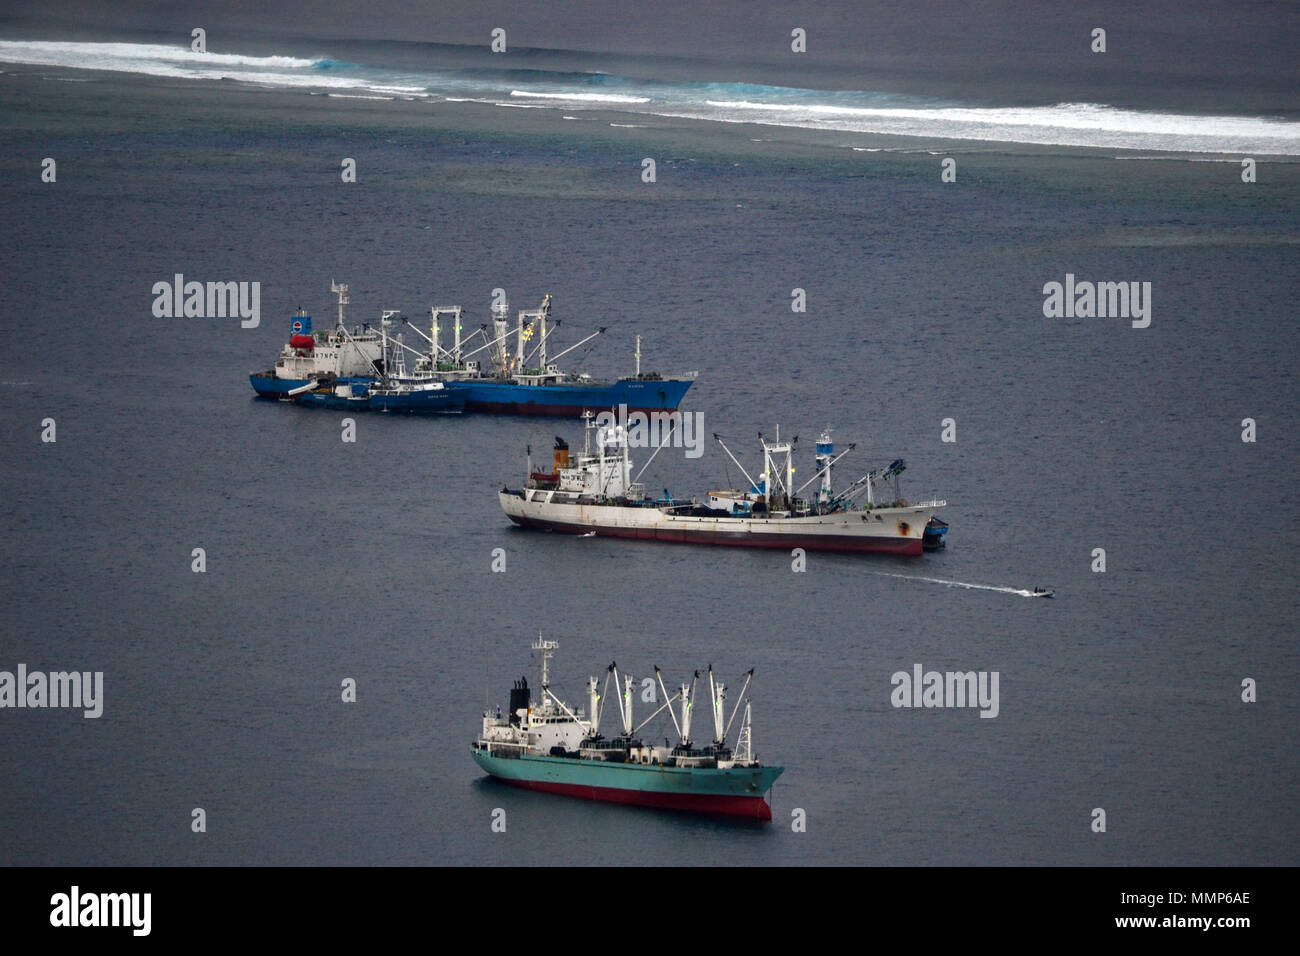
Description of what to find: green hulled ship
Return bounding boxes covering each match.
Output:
[471,638,782,820]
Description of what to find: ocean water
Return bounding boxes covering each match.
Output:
[0,10,1297,866]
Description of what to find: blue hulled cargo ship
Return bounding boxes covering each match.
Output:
[472,638,782,820]
[250,281,695,417]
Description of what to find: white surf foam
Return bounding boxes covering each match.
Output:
[0,40,318,70]
[689,98,1300,154]
[510,90,650,104]
[3,40,1295,154]
[0,40,395,95]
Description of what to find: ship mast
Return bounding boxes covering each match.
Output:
[760,427,795,509]
[586,676,600,737]
[452,307,462,364]
[679,674,695,748]
[423,306,465,369]
[492,295,510,376]
[330,278,349,329]
[532,633,557,695]
[708,665,727,750]
[655,668,698,749]
[514,295,550,373]
[538,295,549,369]
[723,669,754,740]
[430,307,438,365]
[379,310,402,383]
[531,634,602,734]
[733,701,754,763]
[611,665,634,737]
[815,429,834,504]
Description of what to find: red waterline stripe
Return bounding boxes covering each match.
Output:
[501,777,773,820]
[506,514,924,554]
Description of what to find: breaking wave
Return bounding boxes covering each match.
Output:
[2,39,1296,154]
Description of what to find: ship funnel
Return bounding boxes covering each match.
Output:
[553,437,570,472]
[508,677,529,727]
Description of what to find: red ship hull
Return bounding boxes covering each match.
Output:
[501,777,774,820]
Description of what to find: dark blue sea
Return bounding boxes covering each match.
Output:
[0,2,1297,866]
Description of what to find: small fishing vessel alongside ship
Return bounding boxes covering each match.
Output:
[472,637,782,819]
[249,281,694,416]
[288,377,460,413]
[501,415,948,555]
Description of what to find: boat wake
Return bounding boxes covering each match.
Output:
[866,571,1050,598]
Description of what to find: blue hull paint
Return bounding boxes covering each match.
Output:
[445,378,693,415]
[250,375,458,413]
[249,374,369,397]
[295,390,460,414]
[250,374,693,417]
[250,374,460,413]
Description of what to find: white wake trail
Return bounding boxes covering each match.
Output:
[867,571,1045,597]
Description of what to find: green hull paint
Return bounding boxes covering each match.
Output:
[472,749,782,798]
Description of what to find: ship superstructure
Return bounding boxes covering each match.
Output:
[250,281,386,393]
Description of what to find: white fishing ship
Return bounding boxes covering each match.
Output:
[500,415,948,555]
